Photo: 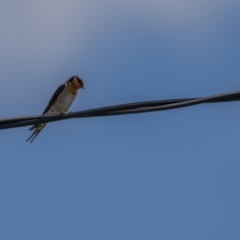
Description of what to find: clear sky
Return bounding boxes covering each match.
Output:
[1,1,240,239]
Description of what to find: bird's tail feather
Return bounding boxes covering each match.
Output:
[26,123,47,143]
[28,124,38,131]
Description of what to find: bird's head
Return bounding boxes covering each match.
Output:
[68,75,85,89]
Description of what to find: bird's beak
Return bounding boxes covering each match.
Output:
[82,86,85,89]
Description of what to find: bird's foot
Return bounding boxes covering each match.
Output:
[58,111,72,115]
[58,111,66,115]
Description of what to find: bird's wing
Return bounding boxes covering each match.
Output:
[42,84,66,114]
[27,83,66,132]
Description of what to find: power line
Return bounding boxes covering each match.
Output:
[0,89,240,130]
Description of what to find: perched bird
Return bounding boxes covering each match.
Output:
[26,75,85,143]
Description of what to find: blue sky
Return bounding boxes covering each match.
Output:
[1,1,240,239]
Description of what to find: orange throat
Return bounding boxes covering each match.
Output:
[67,81,80,94]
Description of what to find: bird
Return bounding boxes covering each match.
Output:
[26,75,85,143]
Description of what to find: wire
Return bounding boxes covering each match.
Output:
[0,89,240,130]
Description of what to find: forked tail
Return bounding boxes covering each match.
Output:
[26,123,47,143]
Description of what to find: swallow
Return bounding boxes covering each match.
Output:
[26,75,85,143]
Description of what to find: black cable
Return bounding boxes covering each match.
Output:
[0,90,240,130]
